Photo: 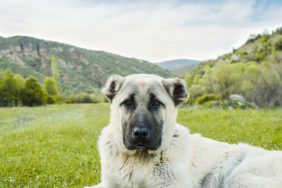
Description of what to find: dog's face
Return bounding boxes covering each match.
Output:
[103,74,188,153]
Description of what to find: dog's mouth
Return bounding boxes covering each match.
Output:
[135,146,147,150]
[126,143,148,150]
[134,144,149,150]
[125,142,160,151]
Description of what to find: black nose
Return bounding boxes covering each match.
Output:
[132,127,150,141]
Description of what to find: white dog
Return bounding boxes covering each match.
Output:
[86,74,282,188]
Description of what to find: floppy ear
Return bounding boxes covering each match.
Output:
[102,75,125,102]
[162,78,188,106]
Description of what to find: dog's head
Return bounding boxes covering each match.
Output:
[103,74,188,154]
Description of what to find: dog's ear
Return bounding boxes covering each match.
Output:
[102,75,125,102]
[162,78,188,106]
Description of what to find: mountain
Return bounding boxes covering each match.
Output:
[0,36,170,95]
[185,27,282,107]
[157,59,202,76]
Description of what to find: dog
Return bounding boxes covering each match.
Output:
[86,74,282,188]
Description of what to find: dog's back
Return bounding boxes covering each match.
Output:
[189,134,282,188]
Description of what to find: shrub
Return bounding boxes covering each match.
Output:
[259,35,270,43]
[47,95,56,104]
[21,77,47,106]
[196,94,220,104]
[274,36,282,51]
[44,77,58,96]
[65,93,105,104]
[202,100,258,110]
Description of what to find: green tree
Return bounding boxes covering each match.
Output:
[21,77,47,106]
[44,77,58,96]
[0,78,4,106]
[0,70,26,106]
[274,36,282,51]
[13,74,25,106]
[242,63,282,107]
[0,70,20,106]
[51,55,59,92]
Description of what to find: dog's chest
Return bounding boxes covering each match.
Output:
[107,154,176,188]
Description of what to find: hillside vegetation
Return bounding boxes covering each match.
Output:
[0,36,169,95]
[185,27,282,107]
[158,59,202,76]
[0,104,281,187]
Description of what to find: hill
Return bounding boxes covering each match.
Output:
[185,27,282,107]
[0,36,170,95]
[157,59,201,76]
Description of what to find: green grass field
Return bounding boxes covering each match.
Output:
[0,104,282,187]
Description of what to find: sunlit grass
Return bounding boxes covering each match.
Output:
[0,104,281,187]
[178,108,282,150]
[0,104,108,187]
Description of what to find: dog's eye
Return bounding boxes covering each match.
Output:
[123,99,134,108]
[152,99,161,110]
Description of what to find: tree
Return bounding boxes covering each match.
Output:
[0,78,5,106]
[51,55,59,93]
[0,70,26,106]
[44,77,58,96]
[242,63,282,107]
[274,36,282,51]
[13,74,25,106]
[0,70,18,106]
[21,77,47,106]
[44,77,58,104]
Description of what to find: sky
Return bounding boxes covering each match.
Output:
[0,0,281,62]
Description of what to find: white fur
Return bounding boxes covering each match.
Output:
[86,74,282,188]
[87,124,282,188]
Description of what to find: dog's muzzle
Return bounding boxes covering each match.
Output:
[132,127,150,142]
[129,127,152,149]
[124,126,160,150]
[123,108,162,151]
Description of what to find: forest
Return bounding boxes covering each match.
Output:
[184,28,282,108]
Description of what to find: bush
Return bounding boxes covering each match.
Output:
[259,35,270,43]
[21,77,47,106]
[223,100,258,109]
[44,77,58,96]
[81,94,94,103]
[47,95,56,104]
[274,36,282,51]
[196,94,220,104]
[66,93,105,104]
[202,100,258,110]
[0,69,25,107]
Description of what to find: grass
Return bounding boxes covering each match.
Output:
[0,104,282,187]
[178,108,282,150]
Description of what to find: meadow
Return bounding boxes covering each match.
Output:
[0,104,282,187]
